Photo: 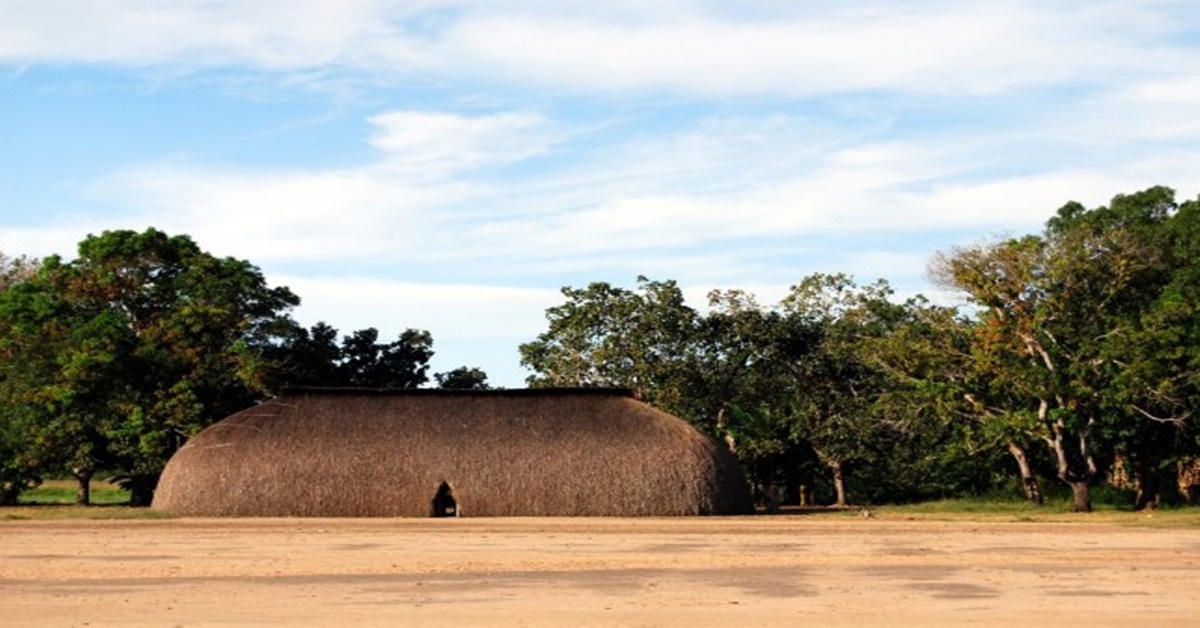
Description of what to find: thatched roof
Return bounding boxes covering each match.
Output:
[152,388,753,517]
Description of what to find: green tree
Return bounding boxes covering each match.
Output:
[851,295,994,503]
[269,323,435,390]
[778,274,908,506]
[435,366,491,390]
[271,322,343,387]
[929,238,1055,504]
[0,228,299,505]
[338,327,433,389]
[687,289,809,500]
[1051,187,1200,507]
[0,257,131,504]
[932,187,1198,511]
[519,276,700,409]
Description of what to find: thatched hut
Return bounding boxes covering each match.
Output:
[152,388,753,517]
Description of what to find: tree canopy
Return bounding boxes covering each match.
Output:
[3,186,1196,511]
[522,187,1200,510]
[0,229,300,504]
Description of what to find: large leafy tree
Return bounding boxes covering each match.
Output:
[932,187,1198,511]
[689,291,798,451]
[847,293,990,504]
[0,229,299,505]
[519,274,969,507]
[519,277,700,407]
[519,278,793,498]
[1053,187,1200,507]
[778,274,922,506]
[930,237,1057,504]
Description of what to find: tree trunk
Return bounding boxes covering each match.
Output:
[0,484,22,506]
[829,460,847,507]
[1045,403,1096,513]
[119,475,158,509]
[1070,481,1092,513]
[73,467,93,506]
[1007,441,1043,505]
[128,485,153,507]
[1134,461,1160,511]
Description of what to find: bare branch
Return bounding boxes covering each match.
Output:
[1132,405,1189,426]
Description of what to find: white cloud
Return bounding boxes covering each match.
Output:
[83,110,560,264]
[4,1,1197,98]
[75,103,1199,283]
[368,110,556,174]
[89,163,441,263]
[444,6,1074,95]
[1130,76,1200,105]
[0,223,108,259]
[0,0,389,68]
[278,275,560,340]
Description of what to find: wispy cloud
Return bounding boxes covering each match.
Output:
[80,105,1194,278]
[5,2,1198,97]
[368,110,558,174]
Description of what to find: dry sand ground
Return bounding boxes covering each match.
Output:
[2,516,1198,627]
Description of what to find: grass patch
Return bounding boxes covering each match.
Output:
[881,497,1050,515]
[774,494,1200,527]
[18,478,131,505]
[0,478,167,520]
[0,480,174,523]
[859,498,1200,527]
[0,505,172,521]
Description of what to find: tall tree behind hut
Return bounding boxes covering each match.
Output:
[519,276,826,503]
[269,323,489,390]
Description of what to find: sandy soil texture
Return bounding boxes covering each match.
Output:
[2,516,1198,627]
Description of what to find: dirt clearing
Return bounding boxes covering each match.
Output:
[2,516,1198,626]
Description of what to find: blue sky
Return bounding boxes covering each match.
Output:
[3,1,1199,386]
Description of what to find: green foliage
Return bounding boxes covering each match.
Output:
[0,228,300,505]
[932,186,1200,511]
[3,186,1193,513]
[520,277,699,401]
[269,322,437,389]
[0,404,42,505]
[521,187,1198,509]
[435,366,491,390]
[521,273,981,506]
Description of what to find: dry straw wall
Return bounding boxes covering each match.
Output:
[153,389,754,517]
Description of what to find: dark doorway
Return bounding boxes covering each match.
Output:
[431,481,458,517]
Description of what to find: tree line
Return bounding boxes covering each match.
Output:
[0,229,487,506]
[519,186,1200,512]
[2,186,1197,511]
